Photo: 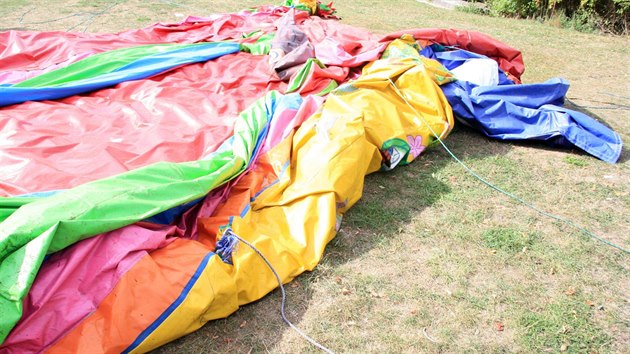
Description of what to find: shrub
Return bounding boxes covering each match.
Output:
[487,0,539,17]
[456,3,491,15]
[464,0,629,34]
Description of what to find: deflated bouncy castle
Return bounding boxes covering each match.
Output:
[0,1,622,352]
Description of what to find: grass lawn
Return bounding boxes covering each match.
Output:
[3,0,628,352]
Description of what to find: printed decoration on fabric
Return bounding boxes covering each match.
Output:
[407,135,426,160]
[380,138,411,171]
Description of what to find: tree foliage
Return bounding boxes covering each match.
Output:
[480,0,629,34]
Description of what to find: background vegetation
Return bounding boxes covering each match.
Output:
[459,0,629,34]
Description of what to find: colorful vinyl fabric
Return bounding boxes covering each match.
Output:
[422,46,623,163]
[0,43,241,107]
[0,3,622,352]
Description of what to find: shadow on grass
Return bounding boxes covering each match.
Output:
[153,128,513,353]
[464,99,627,164]
[616,146,629,163]
[565,99,628,163]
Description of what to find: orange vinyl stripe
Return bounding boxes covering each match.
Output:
[47,239,211,354]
